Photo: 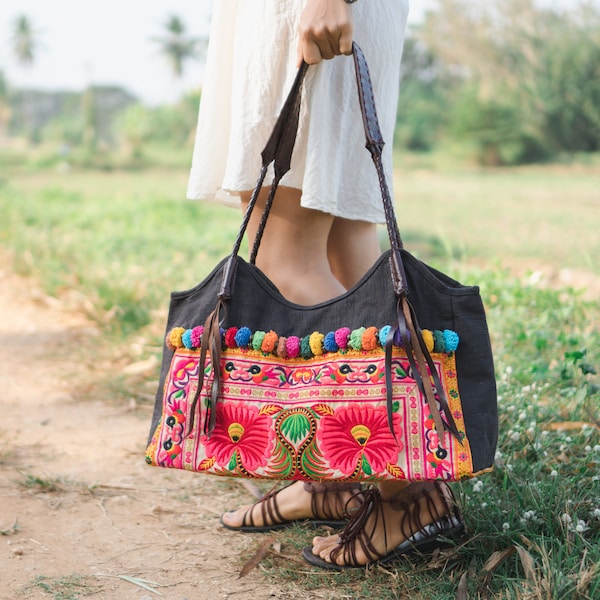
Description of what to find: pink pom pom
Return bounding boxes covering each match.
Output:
[190,326,204,348]
[334,327,351,349]
[286,336,301,358]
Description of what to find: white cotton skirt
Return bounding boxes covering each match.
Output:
[186,0,409,223]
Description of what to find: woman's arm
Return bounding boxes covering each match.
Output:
[297,0,354,66]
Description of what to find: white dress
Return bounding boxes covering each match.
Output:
[187,0,409,224]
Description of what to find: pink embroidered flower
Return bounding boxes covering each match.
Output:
[171,356,198,384]
[203,403,274,472]
[318,405,402,475]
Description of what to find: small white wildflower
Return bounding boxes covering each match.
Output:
[502,522,510,531]
[518,411,527,421]
[522,385,531,393]
[481,502,488,509]
[511,431,521,442]
[506,366,513,375]
[575,520,590,533]
[506,464,514,471]
[594,445,600,452]
[495,450,503,460]
[527,428,536,436]
[507,405,516,412]
[523,510,536,520]
[550,470,558,477]
[565,436,572,443]
[559,444,568,452]
[561,513,572,524]
[541,430,549,437]
[591,509,600,519]
[593,475,600,482]
[472,480,484,492]
[533,442,541,450]
[585,446,592,453]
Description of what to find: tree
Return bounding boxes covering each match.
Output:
[152,15,204,78]
[11,15,37,67]
[418,0,600,162]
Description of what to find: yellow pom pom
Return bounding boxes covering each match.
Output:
[422,329,434,353]
[168,327,186,350]
[309,332,324,356]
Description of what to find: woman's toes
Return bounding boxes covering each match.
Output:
[311,533,340,556]
[220,507,248,527]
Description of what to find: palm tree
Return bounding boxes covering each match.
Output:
[12,15,37,67]
[153,15,203,78]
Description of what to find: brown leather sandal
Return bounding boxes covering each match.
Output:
[220,481,362,533]
[302,481,465,569]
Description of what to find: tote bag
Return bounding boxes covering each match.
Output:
[146,44,498,482]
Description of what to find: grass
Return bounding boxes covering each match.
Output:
[1,150,599,598]
[29,574,100,599]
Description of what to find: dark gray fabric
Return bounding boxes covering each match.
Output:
[148,249,498,475]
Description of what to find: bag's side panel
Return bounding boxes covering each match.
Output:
[401,252,498,474]
[450,294,498,473]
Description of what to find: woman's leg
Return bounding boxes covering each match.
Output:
[238,186,345,305]
[222,186,354,529]
[326,217,382,289]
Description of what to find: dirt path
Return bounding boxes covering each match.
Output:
[0,262,306,599]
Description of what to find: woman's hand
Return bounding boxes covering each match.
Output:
[297,0,354,66]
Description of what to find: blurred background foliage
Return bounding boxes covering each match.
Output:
[1,0,599,168]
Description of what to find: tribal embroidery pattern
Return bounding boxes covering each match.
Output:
[146,324,474,481]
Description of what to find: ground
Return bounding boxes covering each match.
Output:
[0,260,306,600]
[2,254,598,600]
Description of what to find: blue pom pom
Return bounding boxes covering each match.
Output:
[323,331,338,352]
[443,329,459,352]
[182,329,193,349]
[379,325,392,347]
[235,326,252,348]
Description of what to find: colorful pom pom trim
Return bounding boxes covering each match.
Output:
[166,323,460,359]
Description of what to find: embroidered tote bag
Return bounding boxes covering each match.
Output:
[146,45,498,483]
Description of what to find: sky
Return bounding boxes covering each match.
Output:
[0,0,584,106]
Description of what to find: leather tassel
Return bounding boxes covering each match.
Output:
[186,299,225,437]
[399,296,462,444]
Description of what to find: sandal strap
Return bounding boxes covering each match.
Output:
[241,481,363,528]
[331,488,388,565]
[329,481,463,566]
[241,485,286,528]
[305,482,362,522]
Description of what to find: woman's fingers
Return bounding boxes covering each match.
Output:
[297,0,353,66]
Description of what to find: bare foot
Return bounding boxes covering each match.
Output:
[221,481,362,531]
[309,482,460,567]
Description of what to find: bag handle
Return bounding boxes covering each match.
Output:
[190,43,461,444]
[218,43,407,301]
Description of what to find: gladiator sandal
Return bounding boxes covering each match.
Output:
[302,481,465,569]
[220,481,362,533]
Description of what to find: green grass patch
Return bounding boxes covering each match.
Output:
[0,169,241,337]
[28,574,100,599]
